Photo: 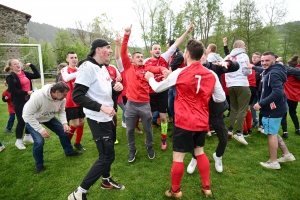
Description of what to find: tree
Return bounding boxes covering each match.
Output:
[281,22,300,62]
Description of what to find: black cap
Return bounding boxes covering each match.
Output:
[87,38,110,57]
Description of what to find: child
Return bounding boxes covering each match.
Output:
[2,82,15,133]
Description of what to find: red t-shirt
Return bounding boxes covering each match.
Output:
[2,90,15,114]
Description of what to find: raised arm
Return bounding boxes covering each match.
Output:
[121,25,133,70]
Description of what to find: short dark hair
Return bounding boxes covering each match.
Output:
[262,51,275,57]
[132,51,143,58]
[168,39,175,46]
[50,82,70,93]
[185,39,204,61]
[66,51,76,57]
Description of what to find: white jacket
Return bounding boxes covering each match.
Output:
[22,84,68,134]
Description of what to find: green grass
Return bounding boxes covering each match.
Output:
[0,80,299,200]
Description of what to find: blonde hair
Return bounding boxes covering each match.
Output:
[57,63,68,74]
[3,59,22,73]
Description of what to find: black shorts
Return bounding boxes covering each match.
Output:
[149,90,168,113]
[65,107,85,121]
[172,126,207,153]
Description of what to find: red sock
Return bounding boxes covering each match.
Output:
[243,120,247,132]
[196,154,210,187]
[75,125,84,144]
[171,161,184,192]
[246,110,252,130]
[68,125,77,140]
[161,133,166,140]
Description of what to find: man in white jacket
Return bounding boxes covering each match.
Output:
[22,82,81,174]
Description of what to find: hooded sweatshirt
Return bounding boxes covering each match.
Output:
[22,84,68,134]
[259,64,287,118]
[224,48,252,87]
[207,52,223,62]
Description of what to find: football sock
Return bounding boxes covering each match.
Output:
[171,161,184,192]
[196,153,210,187]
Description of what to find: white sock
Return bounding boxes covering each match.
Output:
[16,139,23,143]
[78,186,87,193]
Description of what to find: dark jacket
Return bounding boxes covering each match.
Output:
[169,48,184,72]
[259,64,287,118]
[6,64,41,105]
[203,60,239,116]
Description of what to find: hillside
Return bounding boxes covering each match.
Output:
[27,21,59,44]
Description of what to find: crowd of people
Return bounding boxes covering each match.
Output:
[1,22,299,199]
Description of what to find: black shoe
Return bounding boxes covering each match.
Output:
[282,132,289,138]
[66,151,82,157]
[35,165,45,174]
[74,143,86,151]
[128,149,137,163]
[146,146,155,159]
[296,129,300,135]
[101,177,125,190]
[152,121,160,128]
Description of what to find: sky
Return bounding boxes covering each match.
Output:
[1,0,299,46]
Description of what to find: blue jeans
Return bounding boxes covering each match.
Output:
[152,111,159,122]
[6,113,15,130]
[118,103,126,123]
[26,117,74,166]
[168,86,176,124]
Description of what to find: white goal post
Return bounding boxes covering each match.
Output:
[0,43,45,86]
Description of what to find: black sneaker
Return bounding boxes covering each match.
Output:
[147,146,155,159]
[282,132,289,138]
[101,177,125,190]
[66,151,82,157]
[68,189,87,200]
[35,165,45,174]
[74,143,86,151]
[128,149,137,163]
[296,129,300,135]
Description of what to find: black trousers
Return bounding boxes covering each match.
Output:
[13,103,29,139]
[210,114,228,157]
[80,119,115,190]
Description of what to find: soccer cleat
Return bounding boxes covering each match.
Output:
[68,189,87,200]
[233,134,248,145]
[101,177,125,190]
[213,153,223,173]
[201,185,213,197]
[128,149,137,163]
[122,121,127,128]
[0,145,5,152]
[23,135,34,143]
[161,140,167,150]
[15,141,26,150]
[74,143,86,151]
[187,157,197,174]
[165,188,182,198]
[147,146,155,159]
[282,132,288,139]
[66,151,82,157]
[277,153,296,163]
[260,161,280,169]
[35,165,45,174]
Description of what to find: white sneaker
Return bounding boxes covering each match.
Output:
[122,121,127,128]
[187,158,197,174]
[213,152,223,173]
[68,189,87,200]
[258,126,264,134]
[260,161,281,169]
[15,141,26,150]
[277,153,296,163]
[23,135,34,143]
[233,134,248,145]
[206,131,212,137]
[0,145,5,152]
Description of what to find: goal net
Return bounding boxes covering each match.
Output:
[0,43,45,88]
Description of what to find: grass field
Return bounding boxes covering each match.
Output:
[0,80,299,200]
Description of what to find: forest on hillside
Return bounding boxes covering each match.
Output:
[1,0,300,73]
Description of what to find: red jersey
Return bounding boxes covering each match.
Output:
[121,34,168,102]
[61,66,79,108]
[2,90,15,114]
[247,69,256,87]
[284,64,300,102]
[106,65,120,82]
